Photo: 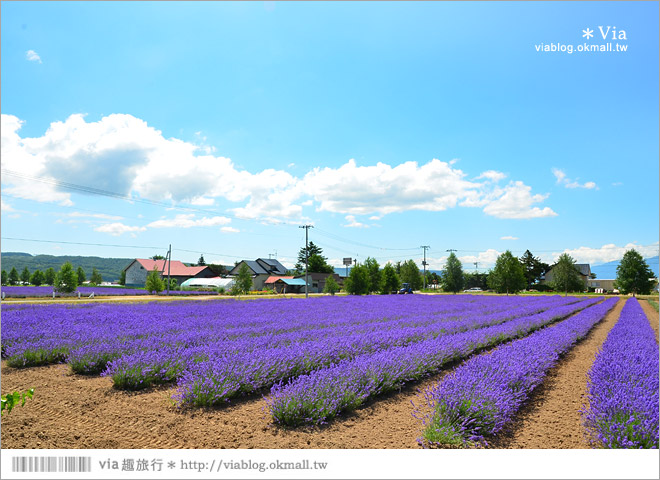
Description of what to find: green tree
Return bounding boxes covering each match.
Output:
[233,262,253,294]
[345,263,370,295]
[77,266,86,285]
[399,259,422,291]
[119,270,126,286]
[198,254,206,266]
[151,254,165,260]
[90,268,103,285]
[307,254,334,274]
[145,267,165,294]
[550,253,584,295]
[54,262,78,293]
[20,267,31,284]
[616,250,655,296]
[519,250,550,290]
[441,252,464,294]
[487,251,526,295]
[464,271,489,290]
[44,267,56,286]
[30,270,45,286]
[295,242,332,273]
[323,275,340,295]
[363,257,381,293]
[1,270,7,285]
[165,277,178,290]
[9,267,20,285]
[380,263,401,294]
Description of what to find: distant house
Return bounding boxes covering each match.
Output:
[264,276,307,294]
[123,259,214,287]
[229,258,288,290]
[543,263,591,289]
[586,278,617,293]
[295,272,343,293]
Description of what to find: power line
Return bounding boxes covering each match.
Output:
[1,236,165,250]
[314,227,419,251]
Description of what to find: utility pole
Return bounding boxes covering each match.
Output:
[420,245,430,290]
[474,262,479,272]
[299,225,313,298]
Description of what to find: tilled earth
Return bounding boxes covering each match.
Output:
[1,297,657,449]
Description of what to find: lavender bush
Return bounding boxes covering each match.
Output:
[418,297,619,447]
[582,298,659,448]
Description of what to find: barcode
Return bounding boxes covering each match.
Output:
[12,456,92,473]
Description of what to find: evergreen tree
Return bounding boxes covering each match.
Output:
[464,271,489,290]
[323,276,340,295]
[519,250,550,290]
[399,259,422,291]
[487,251,526,295]
[615,250,655,296]
[550,253,584,295]
[233,262,253,294]
[145,267,165,294]
[151,254,165,260]
[441,252,464,294]
[9,267,20,285]
[77,266,86,285]
[44,267,56,286]
[380,263,401,294]
[198,254,206,266]
[345,263,370,295]
[30,270,45,286]
[296,242,333,273]
[90,268,103,285]
[54,262,78,293]
[1,269,7,285]
[20,267,31,284]
[363,257,381,293]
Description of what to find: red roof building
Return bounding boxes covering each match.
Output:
[123,258,214,287]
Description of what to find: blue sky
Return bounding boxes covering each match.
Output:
[1,1,658,271]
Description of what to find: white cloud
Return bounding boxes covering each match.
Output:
[344,215,369,228]
[221,226,240,233]
[147,214,231,228]
[553,168,597,190]
[1,199,14,212]
[2,113,559,225]
[482,182,558,219]
[67,212,123,220]
[26,50,42,63]
[554,242,659,265]
[501,236,518,240]
[94,222,146,236]
[476,170,507,182]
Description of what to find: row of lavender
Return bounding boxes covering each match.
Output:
[582,298,659,448]
[265,296,602,426]
[418,297,620,447]
[1,285,211,297]
[3,296,590,406]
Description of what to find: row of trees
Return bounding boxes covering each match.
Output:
[1,265,103,287]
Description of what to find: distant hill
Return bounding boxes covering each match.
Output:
[0,253,134,282]
[590,255,659,280]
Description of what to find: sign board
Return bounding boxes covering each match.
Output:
[343,257,352,266]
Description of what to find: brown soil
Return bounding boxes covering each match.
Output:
[0,298,628,449]
[488,298,625,449]
[640,299,659,343]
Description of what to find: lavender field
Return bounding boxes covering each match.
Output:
[2,294,608,426]
[1,285,213,297]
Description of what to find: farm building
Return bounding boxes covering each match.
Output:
[123,259,214,287]
[264,276,307,294]
[180,277,235,290]
[295,272,343,293]
[542,263,592,289]
[229,258,288,290]
[586,278,617,293]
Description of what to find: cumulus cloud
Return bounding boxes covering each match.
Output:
[1,113,559,225]
[26,50,42,63]
[554,242,659,265]
[221,226,240,233]
[344,215,369,228]
[482,182,558,219]
[501,236,518,240]
[94,222,146,236]
[552,168,597,190]
[146,214,232,229]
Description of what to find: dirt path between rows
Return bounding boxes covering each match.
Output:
[488,298,625,449]
[640,299,659,343]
